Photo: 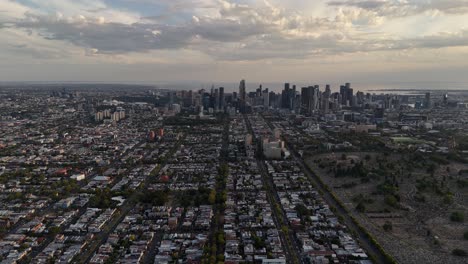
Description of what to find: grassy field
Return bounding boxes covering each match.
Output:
[306,151,468,264]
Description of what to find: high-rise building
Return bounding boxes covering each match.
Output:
[301,87,310,112]
[290,85,297,111]
[300,85,320,114]
[214,88,219,111]
[239,80,246,101]
[219,87,225,110]
[339,83,354,106]
[239,80,247,113]
[322,86,330,113]
[425,92,432,109]
[281,83,290,109]
[263,88,270,108]
[325,85,331,97]
[311,85,320,112]
[256,85,262,97]
[340,85,347,105]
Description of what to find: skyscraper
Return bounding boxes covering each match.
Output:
[239,80,247,113]
[425,92,432,109]
[214,88,219,111]
[322,85,331,113]
[219,87,225,110]
[310,85,320,113]
[340,85,347,105]
[282,83,290,109]
[300,85,320,114]
[339,83,353,106]
[263,88,270,108]
[301,87,311,112]
[290,85,297,111]
[239,80,246,101]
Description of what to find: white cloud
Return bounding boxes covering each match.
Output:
[1,0,468,83]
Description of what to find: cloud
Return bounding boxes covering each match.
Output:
[329,0,387,10]
[328,0,468,16]
[2,0,468,63]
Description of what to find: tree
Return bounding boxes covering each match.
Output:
[356,202,366,213]
[450,212,465,222]
[427,163,437,175]
[48,226,61,236]
[384,195,399,208]
[452,249,467,257]
[464,230,468,240]
[383,221,393,232]
[208,189,216,205]
[341,154,347,160]
[217,233,225,246]
[443,194,454,204]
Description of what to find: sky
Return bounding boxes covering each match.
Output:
[1,0,468,86]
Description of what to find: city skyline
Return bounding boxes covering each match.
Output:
[1,1,468,262]
[1,0,468,83]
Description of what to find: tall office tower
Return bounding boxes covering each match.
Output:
[325,85,331,96]
[310,85,320,113]
[263,88,270,108]
[322,87,330,113]
[301,87,311,112]
[340,85,347,105]
[300,86,320,114]
[339,83,354,106]
[219,87,225,110]
[239,80,246,101]
[290,85,297,110]
[332,93,342,111]
[256,85,262,97]
[282,83,290,109]
[346,83,354,106]
[356,91,365,106]
[295,93,301,112]
[269,91,277,108]
[321,94,330,113]
[239,80,247,113]
[202,92,211,110]
[425,92,432,109]
[214,88,219,111]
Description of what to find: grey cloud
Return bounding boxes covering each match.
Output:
[6,1,468,61]
[201,29,468,61]
[11,8,271,54]
[328,0,468,15]
[193,17,271,42]
[328,0,387,10]
[14,14,193,53]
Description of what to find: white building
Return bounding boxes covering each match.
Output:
[263,139,286,159]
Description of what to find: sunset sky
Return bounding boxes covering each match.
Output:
[1,0,468,84]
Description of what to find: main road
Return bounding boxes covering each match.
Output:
[244,114,302,264]
[261,114,394,264]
